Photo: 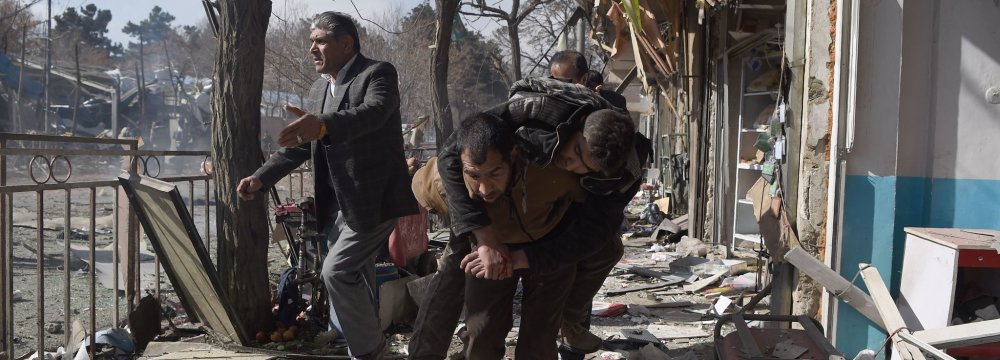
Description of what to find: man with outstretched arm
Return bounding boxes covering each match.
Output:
[236,12,416,360]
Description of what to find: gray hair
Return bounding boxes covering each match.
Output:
[312,11,361,52]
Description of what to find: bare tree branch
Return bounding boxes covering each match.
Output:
[460,1,510,19]
[349,0,402,34]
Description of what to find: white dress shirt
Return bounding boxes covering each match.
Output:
[320,54,359,97]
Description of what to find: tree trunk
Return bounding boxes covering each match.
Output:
[431,0,460,148]
[211,0,272,336]
[508,24,523,81]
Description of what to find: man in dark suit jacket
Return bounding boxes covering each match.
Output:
[237,11,417,359]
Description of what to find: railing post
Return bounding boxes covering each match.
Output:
[0,137,7,356]
[117,140,140,311]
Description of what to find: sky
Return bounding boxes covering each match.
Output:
[30,0,504,45]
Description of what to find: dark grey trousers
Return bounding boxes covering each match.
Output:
[322,210,397,357]
[407,233,471,359]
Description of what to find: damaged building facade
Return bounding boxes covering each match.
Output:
[598,0,1000,356]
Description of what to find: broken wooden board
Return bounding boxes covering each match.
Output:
[646,300,696,309]
[621,328,661,345]
[647,324,709,339]
[615,263,687,283]
[683,272,724,292]
[606,282,677,296]
[858,264,926,360]
[785,247,885,330]
[897,332,956,360]
[912,318,1000,349]
[650,308,708,323]
[119,173,248,345]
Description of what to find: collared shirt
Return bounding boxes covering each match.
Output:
[320,54,358,96]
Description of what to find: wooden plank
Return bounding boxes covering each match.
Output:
[606,282,676,296]
[898,331,956,360]
[646,301,696,309]
[615,263,687,283]
[785,247,886,330]
[684,272,724,292]
[858,264,926,360]
[646,324,709,339]
[912,319,1000,349]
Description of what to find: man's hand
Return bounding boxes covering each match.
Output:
[277,105,323,147]
[466,227,512,280]
[461,249,524,278]
[460,251,486,277]
[406,157,421,176]
[236,176,263,200]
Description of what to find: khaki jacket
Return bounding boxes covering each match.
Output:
[412,157,585,244]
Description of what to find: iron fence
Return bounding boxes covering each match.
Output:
[0,133,309,359]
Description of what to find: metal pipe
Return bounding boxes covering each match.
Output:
[113,186,120,327]
[0,148,210,157]
[36,191,44,357]
[44,0,51,133]
[0,139,6,354]
[88,188,96,360]
[189,181,195,223]
[0,133,135,145]
[823,0,859,340]
[204,179,210,251]
[5,193,13,356]
[63,189,71,349]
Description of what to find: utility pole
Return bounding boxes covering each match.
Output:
[44,0,51,133]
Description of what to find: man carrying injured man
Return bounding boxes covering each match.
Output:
[413,112,592,358]
[408,77,649,359]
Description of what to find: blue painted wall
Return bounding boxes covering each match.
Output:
[837,175,1000,355]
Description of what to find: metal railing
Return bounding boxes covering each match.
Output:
[0,133,310,359]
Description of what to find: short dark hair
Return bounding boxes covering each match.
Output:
[455,113,514,165]
[583,109,635,176]
[585,70,604,89]
[312,11,361,52]
[550,50,588,79]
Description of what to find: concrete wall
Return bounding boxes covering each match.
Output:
[792,0,836,323]
[837,0,1000,354]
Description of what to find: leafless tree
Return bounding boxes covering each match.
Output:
[263,2,313,113]
[431,0,461,146]
[211,0,272,338]
[361,4,435,127]
[0,0,40,54]
[459,0,552,81]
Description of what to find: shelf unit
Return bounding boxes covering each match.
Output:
[729,50,781,250]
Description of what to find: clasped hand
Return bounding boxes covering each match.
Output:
[460,243,513,280]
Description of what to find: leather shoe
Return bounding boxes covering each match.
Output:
[560,324,602,353]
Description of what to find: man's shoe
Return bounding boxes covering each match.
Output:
[560,324,602,354]
[352,339,387,360]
